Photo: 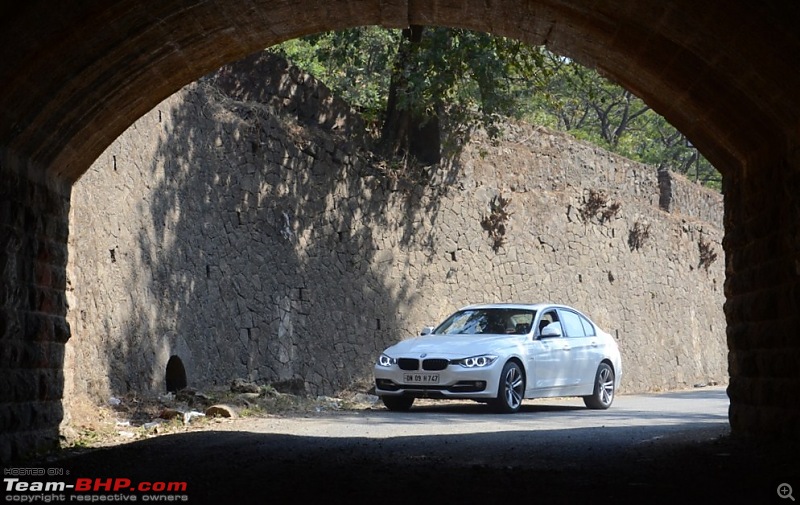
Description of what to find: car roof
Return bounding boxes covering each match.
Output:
[459,302,552,311]
[458,302,591,315]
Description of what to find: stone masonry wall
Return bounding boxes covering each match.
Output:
[64,52,727,408]
[0,161,71,462]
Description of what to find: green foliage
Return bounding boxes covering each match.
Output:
[404,28,547,137]
[272,27,721,190]
[271,27,400,125]
[273,27,546,141]
[518,52,721,189]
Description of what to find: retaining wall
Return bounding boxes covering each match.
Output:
[64,53,727,407]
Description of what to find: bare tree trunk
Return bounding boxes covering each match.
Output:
[379,25,440,165]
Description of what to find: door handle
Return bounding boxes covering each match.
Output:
[562,346,571,351]
[591,341,599,347]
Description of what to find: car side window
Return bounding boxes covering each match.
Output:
[579,314,596,336]
[559,310,586,338]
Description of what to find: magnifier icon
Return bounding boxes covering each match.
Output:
[778,483,795,501]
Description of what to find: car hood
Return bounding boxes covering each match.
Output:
[384,334,520,359]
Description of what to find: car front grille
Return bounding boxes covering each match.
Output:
[422,358,449,371]
[398,358,449,371]
[398,358,419,371]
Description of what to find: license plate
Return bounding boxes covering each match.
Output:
[404,373,439,384]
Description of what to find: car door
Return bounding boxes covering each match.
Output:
[557,308,594,389]
[526,310,571,394]
[578,312,604,389]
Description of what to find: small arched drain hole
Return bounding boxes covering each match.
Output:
[165,355,187,392]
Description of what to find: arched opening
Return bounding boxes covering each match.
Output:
[1,0,799,463]
[66,45,727,401]
[165,355,188,393]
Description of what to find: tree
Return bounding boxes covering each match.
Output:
[272,27,721,190]
[379,25,436,163]
[522,52,720,188]
[273,26,546,164]
[271,27,399,126]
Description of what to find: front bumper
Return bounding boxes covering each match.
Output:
[373,359,502,399]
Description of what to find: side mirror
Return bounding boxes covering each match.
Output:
[420,326,435,336]
[540,323,563,338]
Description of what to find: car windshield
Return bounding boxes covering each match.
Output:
[434,308,537,335]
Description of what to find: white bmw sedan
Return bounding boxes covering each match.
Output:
[374,303,622,413]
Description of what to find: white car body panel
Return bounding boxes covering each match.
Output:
[374,303,622,407]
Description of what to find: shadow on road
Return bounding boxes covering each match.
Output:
[35,419,797,505]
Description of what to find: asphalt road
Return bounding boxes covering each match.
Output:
[26,387,800,504]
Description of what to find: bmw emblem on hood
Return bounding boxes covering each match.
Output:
[420,353,427,358]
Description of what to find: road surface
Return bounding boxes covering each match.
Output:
[26,387,799,504]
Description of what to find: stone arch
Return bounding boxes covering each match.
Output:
[3,2,798,182]
[1,0,799,459]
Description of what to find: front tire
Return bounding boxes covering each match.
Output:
[381,395,414,411]
[583,362,615,409]
[492,361,525,413]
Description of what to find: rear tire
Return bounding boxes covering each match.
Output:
[381,395,414,411]
[583,362,615,409]
[491,361,525,413]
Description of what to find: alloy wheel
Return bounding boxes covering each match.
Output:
[504,365,524,409]
[598,366,614,406]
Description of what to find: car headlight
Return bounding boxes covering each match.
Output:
[377,354,397,367]
[455,355,498,368]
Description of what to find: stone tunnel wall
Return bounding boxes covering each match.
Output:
[64,52,727,407]
[0,162,71,461]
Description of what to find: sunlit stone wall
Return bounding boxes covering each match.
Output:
[65,53,726,406]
